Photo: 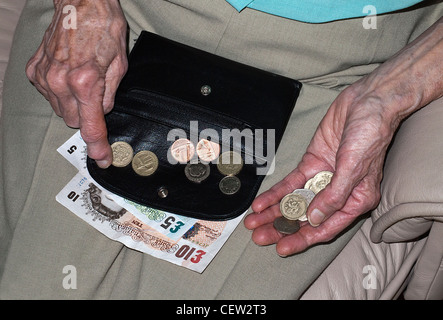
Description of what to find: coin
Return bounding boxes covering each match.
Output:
[292,188,315,202]
[308,171,333,194]
[280,193,308,220]
[217,151,243,176]
[304,177,314,190]
[291,189,314,222]
[196,139,220,162]
[273,216,301,235]
[219,176,241,195]
[111,141,133,167]
[184,163,210,183]
[132,150,159,176]
[170,138,195,163]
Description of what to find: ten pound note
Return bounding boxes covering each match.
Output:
[56,131,245,273]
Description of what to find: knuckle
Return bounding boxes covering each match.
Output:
[25,63,36,82]
[46,66,67,93]
[68,68,101,92]
[325,188,347,210]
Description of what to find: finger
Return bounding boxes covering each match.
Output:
[305,169,353,227]
[251,222,285,247]
[102,56,128,113]
[25,42,45,83]
[244,203,281,230]
[70,68,113,168]
[251,168,306,213]
[33,58,62,115]
[27,58,52,104]
[60,97,81,128]
[276,210,356,256]
[46,65,80,127]
[79,101,112,168]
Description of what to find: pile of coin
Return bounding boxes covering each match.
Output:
[110,139,244,196]
[217,151,243,196]
[274,171,333,235]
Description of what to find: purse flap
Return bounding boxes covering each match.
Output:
[117,31,302,146]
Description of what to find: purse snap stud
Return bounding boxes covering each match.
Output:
[158,187,168,198]
[201,85,212,96]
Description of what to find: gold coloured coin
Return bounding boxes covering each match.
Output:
[132,150,159,176]
[308,171,333,194]
[196,139,220,162]
[111,141,133,167]
[219,176,241,195]
[217,151,243,176]
[280,193,308,221]
[170,138,195,164]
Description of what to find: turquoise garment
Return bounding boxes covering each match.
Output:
[225,0,424,23]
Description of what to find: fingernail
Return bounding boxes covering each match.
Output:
[308,208,325,227]
[96,160,111,169]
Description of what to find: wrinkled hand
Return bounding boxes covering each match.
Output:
[26,0,128,168]
[245,81,391,256]
[245,17,443,256]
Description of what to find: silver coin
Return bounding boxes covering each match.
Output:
[273,216,301,235]
[219,176,241,195]
[292,188,315,203]
[298,213,308,222]
[290,189,314,221]
[184,163,210,183]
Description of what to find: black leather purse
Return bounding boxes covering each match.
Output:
[87,31,302,220]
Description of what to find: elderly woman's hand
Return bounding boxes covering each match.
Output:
[245,17,443,256]
[26,0,128,168]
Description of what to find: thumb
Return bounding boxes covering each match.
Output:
[306,171,353,227]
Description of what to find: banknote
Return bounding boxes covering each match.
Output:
[57,131,198,240]
[57,131,245,272]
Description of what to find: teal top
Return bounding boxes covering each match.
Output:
[225,0,424,23]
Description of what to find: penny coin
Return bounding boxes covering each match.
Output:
[219,176,241,195]
[217,151,243,176]
[170,138,195,163]
[196,139,220,162]
[184,163,210,183]
[309,171,333,194]
[132,150,159,176]
[280,193,308,221]
[273,216,301,235]
[111,141,133,167]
